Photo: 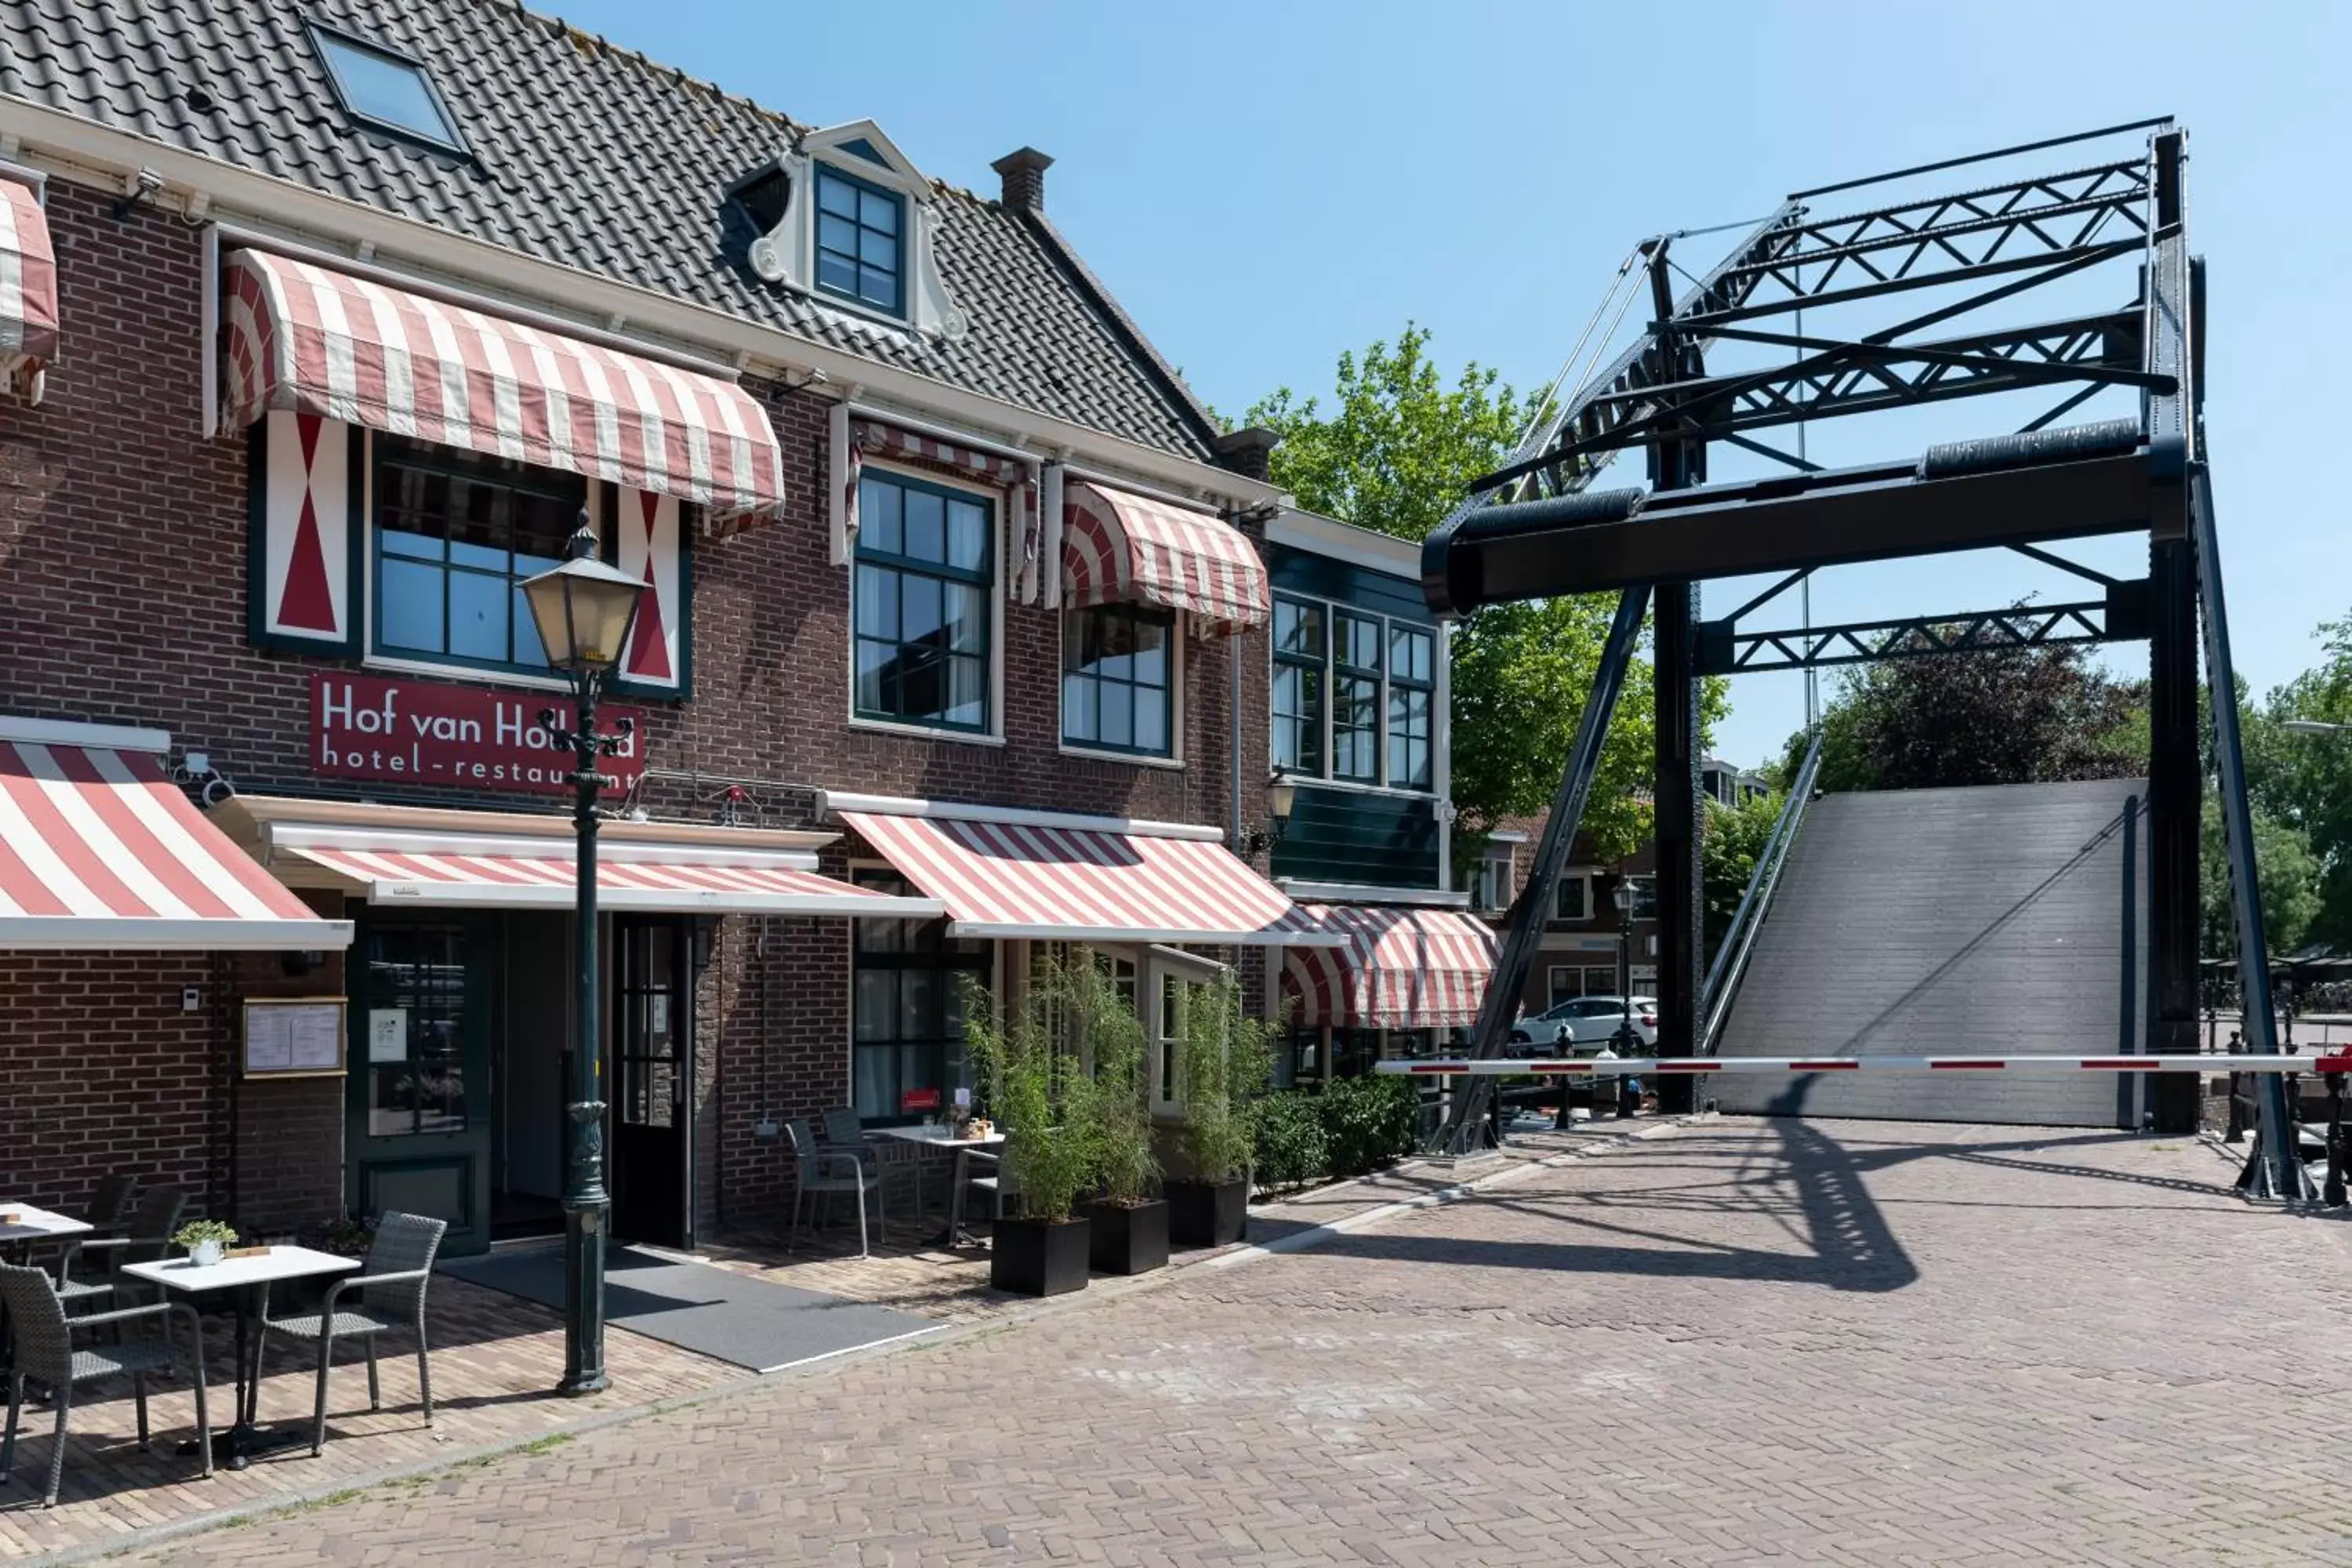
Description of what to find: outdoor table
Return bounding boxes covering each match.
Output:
[871,1127,1007,1247]
[121,1244,359,1469]
[0,1203,96,1377]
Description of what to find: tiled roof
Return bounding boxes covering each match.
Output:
[0,0,1221,459]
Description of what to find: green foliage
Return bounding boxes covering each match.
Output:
[1244,324,1720,854]
[1781,634,2147,793]
[2252,614,2352,952]
[172,1218,238,1248]
[1070,958,1160,1205]
[1316,1074,1420,1176]
[1700,789,1785,955]
[1174,975,1280,1183]
[1252,1091,1331,1193]
[2201,794,2321,959]
[960,967,1101,1223]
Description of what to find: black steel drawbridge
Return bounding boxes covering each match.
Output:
[1423,119,2305,1198]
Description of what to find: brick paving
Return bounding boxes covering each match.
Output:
[56,1117,2352,1566]
[0,1276,740,1562]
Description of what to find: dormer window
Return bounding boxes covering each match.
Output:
[311,24,466,154]
[815,169,903,318]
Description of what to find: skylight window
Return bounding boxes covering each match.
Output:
[312,26,466,154]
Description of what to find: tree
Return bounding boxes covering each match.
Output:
[1246,325,1700,861]
[2251,612,2352,949]
[1700,789,1784,956]
[1780,633,2145,793]
[2201,797,2321,960]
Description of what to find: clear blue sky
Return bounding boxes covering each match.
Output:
[557,0,2349,771]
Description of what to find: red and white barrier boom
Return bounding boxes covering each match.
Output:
[1375,1054,2352,1077]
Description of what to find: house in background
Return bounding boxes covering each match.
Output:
[1262,509,1495,1084]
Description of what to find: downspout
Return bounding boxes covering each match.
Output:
[1229,620,1243,855]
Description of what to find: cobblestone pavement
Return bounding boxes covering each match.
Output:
[96,1120,2352,1566]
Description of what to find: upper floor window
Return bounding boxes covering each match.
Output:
[1272,598,1326,776]
[853,469,992,731]
[374,435,581,676]
[1554,873,1592,923]
[312,26,467,154]
[1462,847,1512,913]
[1270,592,1439,793]
[1063,604,1174,757]
[815,168,904,318]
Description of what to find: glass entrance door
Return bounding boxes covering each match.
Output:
[609,918,690,1249]
[348,913,499,1255]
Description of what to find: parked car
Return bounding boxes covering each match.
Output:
[1510,996,1659,1051]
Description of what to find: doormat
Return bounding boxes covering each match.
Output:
[438,1244,942,1372]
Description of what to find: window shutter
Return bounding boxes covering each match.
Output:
[247,410,359,655]
[614,487,690,699]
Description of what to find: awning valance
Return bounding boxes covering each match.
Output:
[0,722,350,950]
[286,844,939,917]
[1283,904,1497,1029]
[1062,480,1268,635]
[223,249,787,527]
[0,179,59,376]
[837,804,1336,947]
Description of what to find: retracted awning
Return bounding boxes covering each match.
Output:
[1062,479,1269,635]
[0,720,350,950]
[222,249,787,527]
[0,179,59,378]
[1283,903,1497,1029]
[834,799,1338,947]
[285,844,940,916]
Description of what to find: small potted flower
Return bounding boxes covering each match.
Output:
[173,1218,238,1267]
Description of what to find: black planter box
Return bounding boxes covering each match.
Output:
[1076,1198,1169,1275]
[1167,1178,1248,1247]
[990,1216,1091,1297]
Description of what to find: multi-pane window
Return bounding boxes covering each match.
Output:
[1271,598,1325,775]
[1332,612,1381,782]
[854,469,992,731]
[815,168,903,317]
[851,869,989,1123]
[1628,874,1659,920]
[1062,605,1173,756]
[1270,593,1441,792]
[1387,625,1434,789]
[1554,873,1592,923]
[374,435,583,675]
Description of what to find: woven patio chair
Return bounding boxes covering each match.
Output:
[0,1261,211,1507]
[78,1174,139,1234]
[54,1185,185,1316]
[259,1211,446,1457]
[786,1119,877,1258]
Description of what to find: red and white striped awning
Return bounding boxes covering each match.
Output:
[1062,479,1268,635]
[222,249,787,528]
[1282,904,1496,1030]
[283,844,942,918]
[840,414,1039,592]
[838,804,1336,947]
[0,721,350,950]
[0,179,58,376]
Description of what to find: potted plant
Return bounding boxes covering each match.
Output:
[1167,975,1279,1247]
[1069,959,1168,1275]
[964,969,1102,1297]
[173,1218,238,1267]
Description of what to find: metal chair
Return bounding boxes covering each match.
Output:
[786,1118,878,1258]
[78,1174,139,1234]
[868,1136,932,1241]
[0,1261,211,1507]
[260,1211,446,1457]
[817,1105,878,1175]
[964,1150,1020,1222]
[55,1185,185,1316]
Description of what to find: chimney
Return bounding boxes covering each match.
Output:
[991,147,1054,212]
[1211,426,1279,483]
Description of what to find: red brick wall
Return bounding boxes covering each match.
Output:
[0,172,1275,1237]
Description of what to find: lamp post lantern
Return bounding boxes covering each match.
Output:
[519,513,648,1398]
[1611,877,1640,1118]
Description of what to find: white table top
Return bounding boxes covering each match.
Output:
[872,1125,1005,1149]
[121,1244,361,1293]
[0,1203,93,1243]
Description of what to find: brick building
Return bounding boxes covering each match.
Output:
[0,0,1399,1256]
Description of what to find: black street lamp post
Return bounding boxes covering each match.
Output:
[1611,878,1640,1119]
[520,515,648,1399]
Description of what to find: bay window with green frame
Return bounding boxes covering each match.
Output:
[853,468,993,732]
[1272,597,1326,775]
[1269,590,1442,793]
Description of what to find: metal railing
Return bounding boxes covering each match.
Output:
[1695,730,1824,1057]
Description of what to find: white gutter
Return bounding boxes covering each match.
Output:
[816,789,1225,843]
[0,715,171,753]
[0,103,1282,510]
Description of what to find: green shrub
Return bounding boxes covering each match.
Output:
[1073,958,1159,1205]
[1254,1091,1332,1193]
[1318,1074,1419,1176]
[961,967,1102,1223]
[1175,975,1280,1184]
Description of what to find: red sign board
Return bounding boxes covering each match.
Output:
[310,672,644,797]
[899,1087,942,1113]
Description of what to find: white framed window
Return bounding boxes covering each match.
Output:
[1145,947,1228,1120]
[1553,870,1594,924]
[1462,846,1514,913]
